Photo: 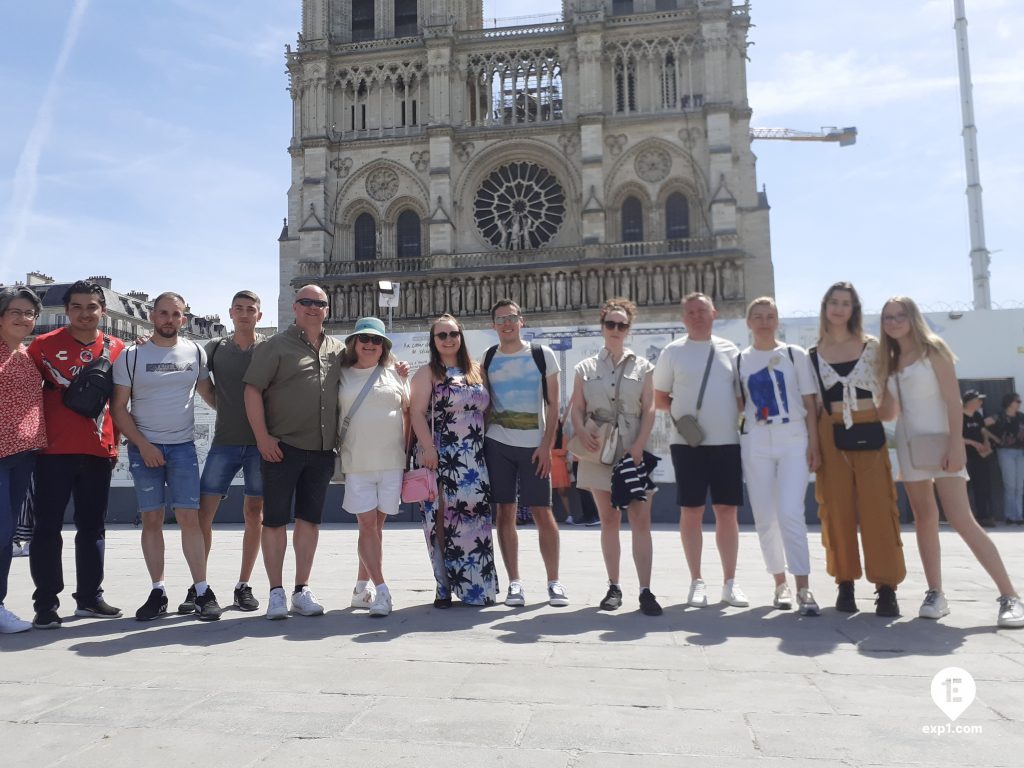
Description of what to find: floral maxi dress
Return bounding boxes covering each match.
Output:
[421,368,498,605]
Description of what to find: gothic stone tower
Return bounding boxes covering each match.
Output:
[279,0,773,329]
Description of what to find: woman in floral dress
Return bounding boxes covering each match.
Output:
[409,314,497,607]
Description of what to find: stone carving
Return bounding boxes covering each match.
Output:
[634,147,671,183]
[557,133,579,156]
[651,266,666,304]
[475,162,566,250]
[410,151,429,172]
[678,126,702,148]
[525,274,538,310]
[330,157,353,177]
[702,262,717,298]
[555,272,567,309]
[585,269,599,306]
[721,260,743,300]
[454,142,474,162]
[540,273,553,310]
[366,167,400,201]
[604,134,628,156]
[464,278,477,314]
[684,264,698,296]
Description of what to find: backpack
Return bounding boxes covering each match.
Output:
[62,336,114,419]
[483,342,549,405]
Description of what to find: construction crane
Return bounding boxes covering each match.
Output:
[750,126,857,147]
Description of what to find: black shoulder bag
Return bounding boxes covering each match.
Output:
[810,346,885,451]
[62,335,114,419]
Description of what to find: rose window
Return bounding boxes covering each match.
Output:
[474,162,565,250]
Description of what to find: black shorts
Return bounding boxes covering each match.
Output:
[484,437,552,508]
[261,442,336,528]
[670,443,743,509]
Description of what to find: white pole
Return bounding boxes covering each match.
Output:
[953,0,992,309]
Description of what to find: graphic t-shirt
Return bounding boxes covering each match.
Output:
[485,343,560,448]
[28,327,125,457]
[112,340,208,445]
[736,344,817,428]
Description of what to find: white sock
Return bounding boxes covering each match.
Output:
[354,580,369,593]
[195,581,209,597]
[547,580,560,588]
[376,583,389,594]
[235,581,247,590]
[152,581,166,594]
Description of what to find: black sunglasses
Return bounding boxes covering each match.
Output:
[603,320,630,331]
[356,333,383,345]
[434,330,462,341]
[295,298,328,308]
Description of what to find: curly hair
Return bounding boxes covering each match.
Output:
[599,296,637,325]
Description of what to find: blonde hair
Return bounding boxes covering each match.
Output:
[745,296,777,321]
[877,296,955,382]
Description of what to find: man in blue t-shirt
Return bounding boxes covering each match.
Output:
[483,299,567,608]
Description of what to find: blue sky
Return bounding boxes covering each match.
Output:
[2,1,1021,328]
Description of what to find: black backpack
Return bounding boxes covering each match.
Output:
[62,336,114,419]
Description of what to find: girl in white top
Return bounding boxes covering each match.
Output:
[735,297,821,615]
[878,296,1023,628]
[337,317,409,618]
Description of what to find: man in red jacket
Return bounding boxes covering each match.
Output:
[27,280,125,628]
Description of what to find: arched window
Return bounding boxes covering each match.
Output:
[621,196,643,242]
[352,0,374,42]
[354,212,377,261]
[394,0,417,37]
[396,210,421,258]
[665,192,690,240]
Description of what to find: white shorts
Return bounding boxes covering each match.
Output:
[343,469,404,516]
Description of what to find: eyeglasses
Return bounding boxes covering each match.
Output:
[881,313,908,324]
[4,309,38,320]
[434,330,462,341]
[494,314,520,326]
[603,320,630,331]
[355,334,382,345]
[295,298,328,308]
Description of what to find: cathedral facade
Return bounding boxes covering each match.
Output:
[279,0,772,329]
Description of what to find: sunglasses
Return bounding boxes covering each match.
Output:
[295,298,328,308]
[356,333,383,345]
[603,320,630,331]
[434,330,462,341]
[494,315,521,326]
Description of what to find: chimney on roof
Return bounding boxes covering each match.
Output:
[25,271,55,286]
[88,276,112,288]
[127,290,149,302]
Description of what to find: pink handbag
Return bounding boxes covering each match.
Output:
[401,468,437,503]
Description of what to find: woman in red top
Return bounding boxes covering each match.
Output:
[0,286,47,633]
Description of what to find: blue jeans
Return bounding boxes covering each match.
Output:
[200,444,263,498]
[997,447,1024,522]
[0,450,36,604]
[127,443,200,513]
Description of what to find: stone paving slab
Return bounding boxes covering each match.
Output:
[2,523,1024,766]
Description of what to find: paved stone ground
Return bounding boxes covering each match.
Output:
[2,523,1024,767]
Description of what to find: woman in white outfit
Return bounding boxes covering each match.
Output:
[735,298,821,615]
[337,317,409,618]
[877,296,1024,627]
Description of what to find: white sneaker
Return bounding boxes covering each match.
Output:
[687,579,708,607]
[721,580,749,607]
[919,590,950,620]
[797,588,821,616]
[0,604,32,633]
[505,581,526,607]
[290,587,325,616]
[351,585,376,609]
[773,583,794,610]
[997,595,1024,628]
[368,590,392,617]
[547,582,569,607]
[265,588,289,620]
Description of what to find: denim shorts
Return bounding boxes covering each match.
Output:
[127,442,201,513]
[200,444,263,498]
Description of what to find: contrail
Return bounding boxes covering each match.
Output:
[1,0,90,274]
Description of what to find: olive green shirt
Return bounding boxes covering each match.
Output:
[242,325,343,451]
[206,334,266,446]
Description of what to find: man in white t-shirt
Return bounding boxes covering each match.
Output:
[483,299,567,607]
[653,292,749,609]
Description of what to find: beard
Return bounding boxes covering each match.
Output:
[154,325,178,339]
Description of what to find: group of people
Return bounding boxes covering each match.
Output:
[962,388,1024,528]
[1,280,1023,635]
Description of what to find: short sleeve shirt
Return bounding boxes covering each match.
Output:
[653,335,740,446]
[243,325,343,451]
[484,343,560,448]
[206,334,266,446]
[575,348,653,449]
[28,327,125,457]
[0,339,47,459]
[112,339,208,445]
[736,344,817,428]
[337,365,407,474]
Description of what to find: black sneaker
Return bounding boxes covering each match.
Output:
[639,589,663,616]
[135,589,168,621]
[874,585,900,617]
[74,599,123,619]
[836,581,858,613]
[599,584,623,611]
[178,585,197,615]
[233,585,259,612]
[584,518,601,527]
[194,588,222,621]
[32,609,62,629]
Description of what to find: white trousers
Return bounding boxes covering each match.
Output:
[740,421,811,576]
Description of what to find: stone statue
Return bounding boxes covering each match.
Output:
[651,266,665,304]
[635,268,649,306]
[464,277,477,314]
[702,262,717,299]
[419,280,431,317]
[585,269,599,306]
[540,273,553,310]
[450,279,462,314]
[480,276,493,311]
[603,269,616,301]
[434,280,447,314]
[667,265,682,302]
[684,264,698,296]
[525,274,538,310]
[569,271,582,308]
[333,287,345,320]
[555,272,567,309]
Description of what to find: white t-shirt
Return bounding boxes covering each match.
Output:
[112,340,209,445]
[337,366,408,474]
[485,343,560,448]
[653,335,740,446]
[735,344,817,428]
